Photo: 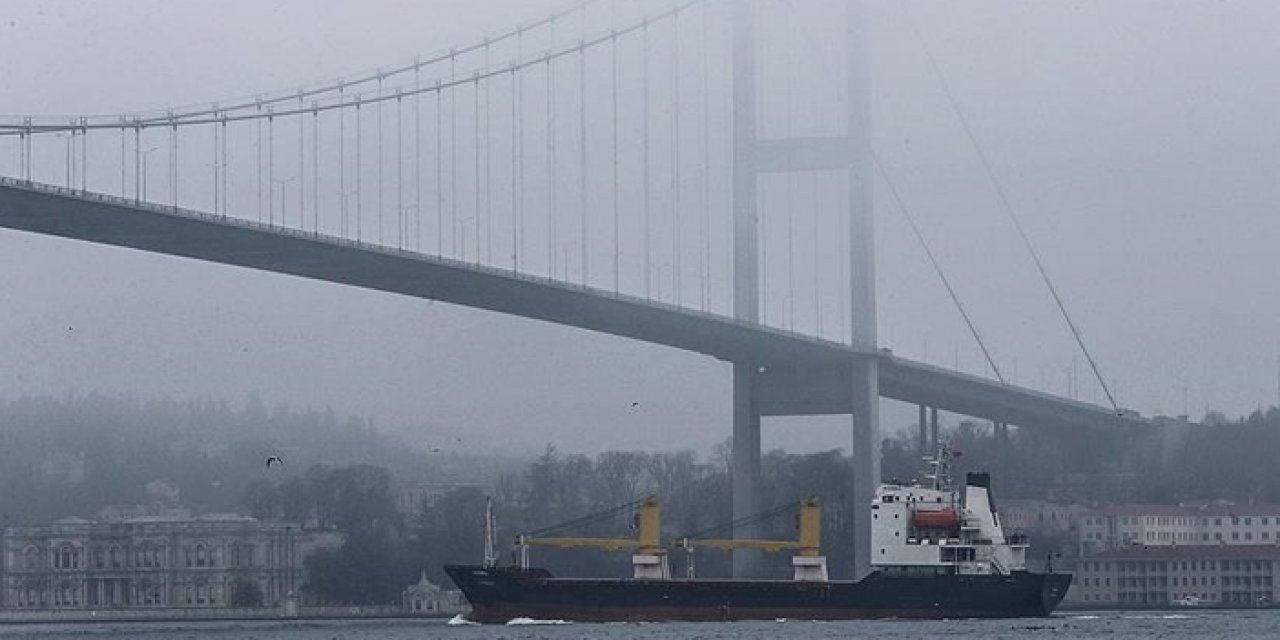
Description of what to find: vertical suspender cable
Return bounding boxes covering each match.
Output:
[450,53,458,257]
[171,116,178,209]
[700,2,711,311]
[611,29,619,294]
[120,121,127,197]
[548,16,559,278]
[485,40,493,264]
[356,100,363,241]
[212,118,219,215]
[267,111,275,226]
[80,120,87,192]
[134,124,142,203]
[398,93,404,248]
[339,85,347,236]
[415,63,422,251]
[642,19,651,299]
[298,95,305,228]
[547,48,557,277]
[474,73,481,263]
[672,11,681,305]
[512,62,520,272]
[255,104,262,220]
[313,106,319,232]
[579,40,588,286]
[221,116,228,217]
[436,80,444,255]
[377,75,385,244]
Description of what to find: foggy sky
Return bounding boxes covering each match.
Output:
[2,0,1278,454]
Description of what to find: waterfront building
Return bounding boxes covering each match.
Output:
[1069,545,1280,607]
[1078,504,1280,556]
[1,513,338,611]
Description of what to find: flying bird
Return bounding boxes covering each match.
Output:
[265,456,283,468]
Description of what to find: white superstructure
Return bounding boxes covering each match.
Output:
[870,446,1028,576]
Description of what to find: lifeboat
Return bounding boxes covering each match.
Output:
[911,507,960,529]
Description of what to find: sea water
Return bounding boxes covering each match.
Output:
[0,610,1274,639]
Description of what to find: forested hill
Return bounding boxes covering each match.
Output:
[0,394,516,524]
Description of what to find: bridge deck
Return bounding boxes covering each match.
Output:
[0,179,1139,432]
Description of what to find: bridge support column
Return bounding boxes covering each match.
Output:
[730,0,762,578]
[917,404,928,455]
[845,0,877,582]
[731,363,762,577]
[930,406,940,451]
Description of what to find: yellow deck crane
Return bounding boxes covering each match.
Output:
[674,496,828,581]
[514,495,670,579]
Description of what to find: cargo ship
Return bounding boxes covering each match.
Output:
[445,447,1070,622]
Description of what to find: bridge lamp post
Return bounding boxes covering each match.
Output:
[140,147,159,202]
[273,177,296,227]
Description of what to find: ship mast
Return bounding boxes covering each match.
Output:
[483,495,497,568]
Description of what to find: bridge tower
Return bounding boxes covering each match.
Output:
[731,0,877,579]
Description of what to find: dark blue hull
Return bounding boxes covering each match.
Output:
[444,565,1072,623]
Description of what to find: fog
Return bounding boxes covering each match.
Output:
[1,0,1278,455]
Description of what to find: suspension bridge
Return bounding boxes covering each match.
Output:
[0,0,1143,578]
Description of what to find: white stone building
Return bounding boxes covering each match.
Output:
[1078,504,1280,556]
[1,513,338,611]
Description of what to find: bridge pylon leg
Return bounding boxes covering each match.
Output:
[731,362,762,577]
[917,404,928,455]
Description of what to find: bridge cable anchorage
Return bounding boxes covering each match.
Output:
[873,153,1006,385]
[910,15,1118,411]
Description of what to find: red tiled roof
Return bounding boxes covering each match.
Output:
[1083,545,1280,561]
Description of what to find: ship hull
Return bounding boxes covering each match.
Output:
[444,565,1072,623]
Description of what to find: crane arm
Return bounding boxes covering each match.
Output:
[517,536,644,552]
[675,538,805,553]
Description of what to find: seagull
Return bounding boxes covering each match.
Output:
[630,402,641,408]
[265,456,283,468]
